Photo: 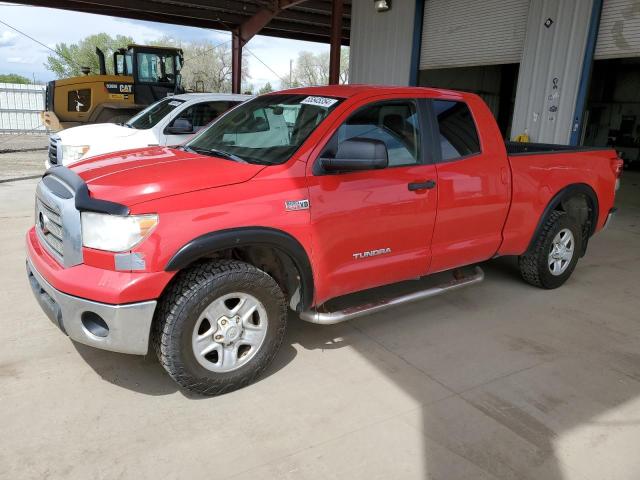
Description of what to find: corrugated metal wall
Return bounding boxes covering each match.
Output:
[348,0,416,85]
[511,0,595,144]
[420,0,529,70]
[595,0,640,59]
[0,83,46,133]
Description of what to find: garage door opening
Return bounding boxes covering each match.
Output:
[418,63,519,139]
[583,58,640,168]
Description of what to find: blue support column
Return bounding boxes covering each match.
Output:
[569,0,603,145]
[409,0,425,86]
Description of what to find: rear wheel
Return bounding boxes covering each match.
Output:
[518,210,583,289]
[152,260,287,396]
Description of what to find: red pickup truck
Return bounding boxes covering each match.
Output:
[26,85,622,395]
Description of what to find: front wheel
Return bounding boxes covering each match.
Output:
[518,210,583,289]
[152,260,287,396]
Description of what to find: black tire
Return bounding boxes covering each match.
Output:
[518,210,583,289]
[152,259,287,396]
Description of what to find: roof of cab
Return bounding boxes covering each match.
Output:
[171,92,253,103]
[268,84,470,100]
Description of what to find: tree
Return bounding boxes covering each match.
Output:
[339,48,350,84]
[0,73,30,84]
[258,82,273,94]
[150,36,250,93]
[284,47,349,88]
[44,33,134,78]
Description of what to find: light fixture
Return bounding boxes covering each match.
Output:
[374,0,391,13]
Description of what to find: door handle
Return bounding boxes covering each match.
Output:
[408,180,436,191]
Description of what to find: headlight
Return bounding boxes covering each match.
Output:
[81,212,158,252]
[61,145,90,163]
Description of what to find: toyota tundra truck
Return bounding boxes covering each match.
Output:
[26,85,622,395]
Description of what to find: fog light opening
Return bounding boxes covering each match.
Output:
[81,311,109,338]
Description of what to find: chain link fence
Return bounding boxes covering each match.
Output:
[0,83,46,134]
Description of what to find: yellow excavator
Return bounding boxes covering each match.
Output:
[42,44,184,131]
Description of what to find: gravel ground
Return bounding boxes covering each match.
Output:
[0,134,48,182]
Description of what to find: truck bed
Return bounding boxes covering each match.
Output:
[506,141,611,156]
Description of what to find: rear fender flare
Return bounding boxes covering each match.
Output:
[526,183,599,254]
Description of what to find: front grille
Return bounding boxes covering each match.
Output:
[36,197,64,259]
[35,173,83,268]
[48,136,59,166]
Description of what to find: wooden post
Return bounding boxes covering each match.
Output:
[232,30,242,94]
[230,1,306,93]
[328,0,343,84]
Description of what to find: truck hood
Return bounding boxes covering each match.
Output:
[71,146,266,206]
[58,122,139,144]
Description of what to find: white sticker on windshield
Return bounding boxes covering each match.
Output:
[301,96,338,108]
[168,100,182,107]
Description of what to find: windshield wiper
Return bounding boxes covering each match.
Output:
[180,145,247,163]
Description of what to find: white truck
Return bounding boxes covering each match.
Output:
[46,93,251,168]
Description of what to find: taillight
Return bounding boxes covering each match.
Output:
[611,156,623,191]
[611,156,624,177]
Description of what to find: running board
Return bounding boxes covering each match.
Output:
[299,266,484,325]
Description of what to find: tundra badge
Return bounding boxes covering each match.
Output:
[353,248,392,260]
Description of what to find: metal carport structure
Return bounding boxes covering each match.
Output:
[10,0,351,93]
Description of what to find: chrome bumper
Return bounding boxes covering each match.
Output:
[603,207,617,230]
[26,258,157,355]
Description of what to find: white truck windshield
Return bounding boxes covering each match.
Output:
[126,98,185,130]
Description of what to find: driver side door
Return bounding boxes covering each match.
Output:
[307,98,439,303]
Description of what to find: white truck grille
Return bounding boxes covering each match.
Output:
[48,135,60,166]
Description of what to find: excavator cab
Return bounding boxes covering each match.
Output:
[43,44,184,131]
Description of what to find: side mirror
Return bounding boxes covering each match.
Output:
[320,138,388,172]
[166,117,193,135]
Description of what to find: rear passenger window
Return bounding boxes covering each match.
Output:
[433,100,481,161]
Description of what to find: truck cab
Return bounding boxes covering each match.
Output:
[46,93,252,168]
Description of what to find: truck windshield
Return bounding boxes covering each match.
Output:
[183,94,343,165]
[126,98,185,129]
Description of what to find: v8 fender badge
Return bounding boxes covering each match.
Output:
[353,248,392,260]
[285,199,310,211]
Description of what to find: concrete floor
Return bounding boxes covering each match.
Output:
[0,134,48,182]
[1,170,639,480]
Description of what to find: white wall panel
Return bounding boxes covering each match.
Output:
[0,83,46,133]
[511,0,595,144]
[349,0,416,85]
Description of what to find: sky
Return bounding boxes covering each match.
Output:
[0,2,331,89]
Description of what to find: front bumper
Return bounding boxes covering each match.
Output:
[26,258,157,355]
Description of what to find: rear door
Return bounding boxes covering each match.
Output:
[428,97,511,273]
[307,97,439,302]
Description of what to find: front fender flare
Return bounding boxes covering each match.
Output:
[165,227,314,310]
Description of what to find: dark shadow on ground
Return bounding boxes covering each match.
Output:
[74,340,298,398]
